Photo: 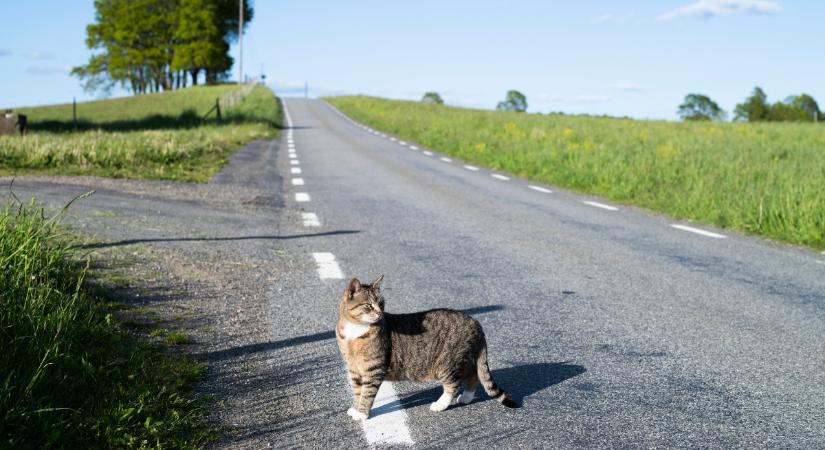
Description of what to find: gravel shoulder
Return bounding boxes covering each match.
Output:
[2,139,306,448]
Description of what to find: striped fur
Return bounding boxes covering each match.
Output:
[336,276,517,419]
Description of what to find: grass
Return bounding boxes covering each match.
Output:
[0,197,212,448]
[1,84,281,182]
[328,96,825,250]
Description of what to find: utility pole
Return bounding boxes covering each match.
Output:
[238,0,243,84]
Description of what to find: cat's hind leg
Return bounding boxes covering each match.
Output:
[457,374,479,405]
[430,378,460,412]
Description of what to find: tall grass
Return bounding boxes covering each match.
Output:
[1,196,210,448]
[1,84,281,182]
[328,96,825,250]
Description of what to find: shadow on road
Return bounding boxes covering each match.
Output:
[76,230,361,250]
[375,361,586,417]
[197,304,506,362]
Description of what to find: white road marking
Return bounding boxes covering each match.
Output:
[463,165,479,171]
[289,154,297,160]
[288,139,294,144]
[312,252,344,279]
[283,100,294,128]
[439,157,452,163]
[423,151,434,156]
[380,133,388,138]
[410,146,419,150]
[671,224,726,239]
[491,174,510,181]
[814,260,825,266]
[399,141,407,146]
[583,201,619,211]
[292,178,305,186]
[389,137,397,142]
[290,160,300,165]
[291,167,302,174]
[295,192,310,202]
[361,382,414,446]
[528,185,553,194]
[302,212,320,227]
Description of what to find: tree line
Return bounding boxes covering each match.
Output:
[678,87,821,123]
[72,0,254,95]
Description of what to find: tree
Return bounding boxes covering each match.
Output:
[173,0,232,86]
[734,87,770,122]
[421,92,444,105]
[677,93,726,121]
[787,94,821,122]
[496,90,527,112]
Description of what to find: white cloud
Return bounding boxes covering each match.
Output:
[28,51,55,61]
[609,82,643,92]
[575,95,610,103]
[658,0,782,21]
[25,66,70,76]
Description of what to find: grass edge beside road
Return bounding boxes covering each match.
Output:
[327,96,825,251]
[1,196,213,448]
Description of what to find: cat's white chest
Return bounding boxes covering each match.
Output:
[341,321,370,340]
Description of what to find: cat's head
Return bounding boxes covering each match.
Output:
[341,275,385,324]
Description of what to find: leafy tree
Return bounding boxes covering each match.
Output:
[786,94,821,122]
[768,102,808,122]
[421,92,444,105]
[734,87,770,122]
[677,93,726,121]
[496,90,527,113]
[173,0,232,86]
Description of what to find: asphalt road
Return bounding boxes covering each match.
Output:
[272,98,824,449]
[4,96,823,449]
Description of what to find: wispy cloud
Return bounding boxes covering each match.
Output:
[28,51,55,61]
[609,82,643,92]
[575,95,610,103]
[591,13,635,24]
[26,66,69,76]
[658,0,782,21]
[0,49,11,57]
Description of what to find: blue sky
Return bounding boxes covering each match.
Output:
[1,0,822,119]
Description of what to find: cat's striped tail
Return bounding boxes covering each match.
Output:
[476,345,519,408]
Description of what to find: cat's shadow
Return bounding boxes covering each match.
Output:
[369,361,586,417]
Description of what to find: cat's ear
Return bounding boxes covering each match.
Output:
[370,274,384,291]
[346,278,362,298]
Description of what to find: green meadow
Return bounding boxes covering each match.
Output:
[1,84,281,182]
[329,96,825,250]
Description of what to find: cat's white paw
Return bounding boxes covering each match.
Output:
[430,392,454,412]
[457,389,475,405]
[347,407,368,420]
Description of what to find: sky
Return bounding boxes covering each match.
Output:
[1,0,823,120]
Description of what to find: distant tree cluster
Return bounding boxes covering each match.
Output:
[421,92,444,105]
[72,0,254,95]
[678,87,821,123]
[496,90,528,113]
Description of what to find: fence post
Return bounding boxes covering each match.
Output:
[215,98,222,122]
[73,97,77,131]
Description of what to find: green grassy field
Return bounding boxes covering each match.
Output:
[329,96,825,250]
[1,84,281,182]
[0,198,211,448]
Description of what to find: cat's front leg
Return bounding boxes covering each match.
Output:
[354,375,385,420]
[346,371,366,420]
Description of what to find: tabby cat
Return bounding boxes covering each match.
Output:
[336,275,517,420]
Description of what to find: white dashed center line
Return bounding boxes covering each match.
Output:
[439,157,452,163]
[291,167,302,174]
[463,165,479,171]
[528,185,553,194]
[423,151,434,156]
[671,224,726,239]
[295,193,310,202]
[292,178,305,186]
[491,174,510,181]
[399,141,407,146]
[290,160,299,165]
[361,382,414,446]
[289,154,297,160]
[302,213,320,227]
[311,252,344,279]
[389,137,397,142]
[410,145,419,150]
[583,201,619,211]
